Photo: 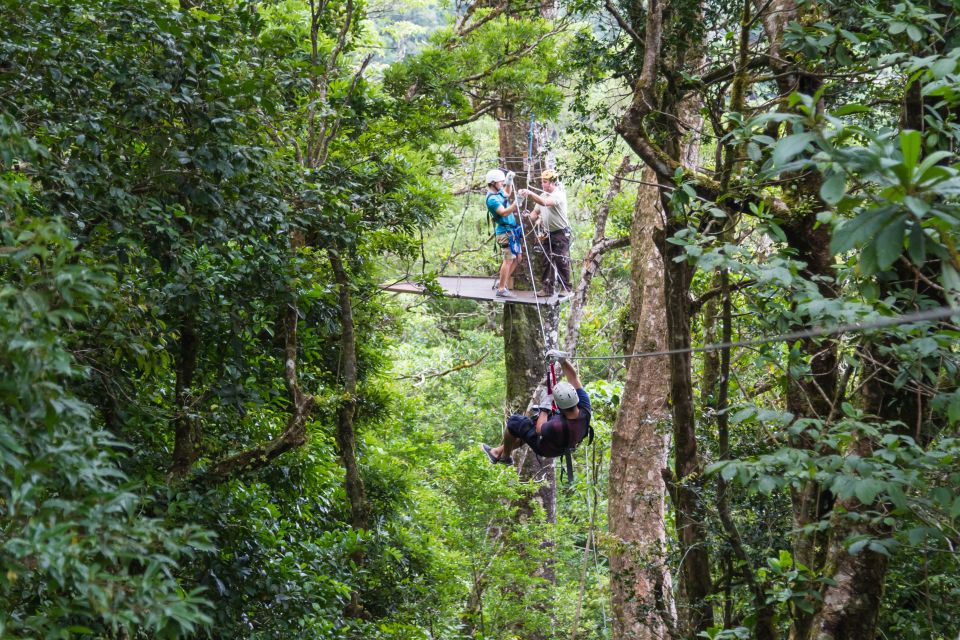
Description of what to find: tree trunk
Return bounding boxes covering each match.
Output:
[330,250,370,620]
[806,435,888,640]
[169,316,200,478]
[657,197,715,635]
[751,8,841,637]
[498,105,556,640]
[330,251,369,532]
[608,169,677,640]
[808,266,940,639]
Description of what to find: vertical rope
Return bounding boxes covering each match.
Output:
[515,113,548,346]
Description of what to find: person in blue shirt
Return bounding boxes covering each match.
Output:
[485,169,521,298]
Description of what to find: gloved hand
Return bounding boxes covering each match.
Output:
[505,170,516,185]
[537,391,554,412]
[545,349,569,363]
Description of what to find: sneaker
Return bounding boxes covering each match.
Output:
[495,288,513,298]
[481,444,513,465]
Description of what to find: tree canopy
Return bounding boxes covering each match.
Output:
[2,0,959,638]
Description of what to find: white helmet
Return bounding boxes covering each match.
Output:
[485,169,506,184]
[553,381,578,410]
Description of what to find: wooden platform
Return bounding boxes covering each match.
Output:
[382,276,572,305]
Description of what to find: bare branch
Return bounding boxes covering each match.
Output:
[196,296,315,486]
[438,101,498,130]
[398,352,490,385]
[565,155,635,353]
[317,54,374,167]
[603,0,643,47]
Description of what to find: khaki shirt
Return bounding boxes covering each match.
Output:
[537,187,569,232]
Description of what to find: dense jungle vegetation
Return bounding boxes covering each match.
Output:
[2,0,960,638]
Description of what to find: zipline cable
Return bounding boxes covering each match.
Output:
[568,305,960,361]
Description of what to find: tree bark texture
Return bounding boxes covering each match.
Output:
[614,0,714,630]
[745,11,841,638]
[608,172,677,640]
[330,251,370,533]
[659,204,715,635]
[170,316,200,478]
[808,266,942,640]
[806,435,888,640]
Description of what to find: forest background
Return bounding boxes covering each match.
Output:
[2,0,960,638]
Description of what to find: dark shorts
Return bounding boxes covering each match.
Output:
[507,415,544,456]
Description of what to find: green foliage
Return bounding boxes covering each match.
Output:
[0,210,213,635]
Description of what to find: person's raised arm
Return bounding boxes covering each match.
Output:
[497,201,518,216]
[560,358,582,389]
[518,189,556,207]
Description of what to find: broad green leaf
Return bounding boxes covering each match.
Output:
[722,463,738,482]
[758,475,776,494]
[931,56,957,79]
[831,208,894,254]
[854,478,883,505]
[848,538,869,554]
[943,264,960,307]
[874,215,906,270]
[772,132,816,168]
[907,221,926,264]
[948,390,960,425]
[831,104,870,116]
[820,172,845,205]
[900,130,922,173]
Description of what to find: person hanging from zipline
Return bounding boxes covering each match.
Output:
[485,168,522,298]
[482,350,593,465]
[518,169,572,298]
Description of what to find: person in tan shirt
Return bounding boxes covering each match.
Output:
[519,169,571,297]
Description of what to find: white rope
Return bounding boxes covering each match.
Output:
[514,187,549,346]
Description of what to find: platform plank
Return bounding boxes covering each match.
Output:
[382,275,571,305]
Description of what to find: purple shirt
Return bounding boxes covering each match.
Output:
[536,388,592,457]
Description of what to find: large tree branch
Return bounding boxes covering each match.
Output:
[437,101,498,130]
[329,250,369,533]
[196,299,315,486]
[398,352,490,386]
[603,0,643,47]
[453,4,508,40]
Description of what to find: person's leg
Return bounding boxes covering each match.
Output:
[490,430,524,459]
[507,250,521,287]
[539,236,554,296]
[497,255,511,290]
[554,233,572,291]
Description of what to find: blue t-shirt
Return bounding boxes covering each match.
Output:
[486,190,516,235]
